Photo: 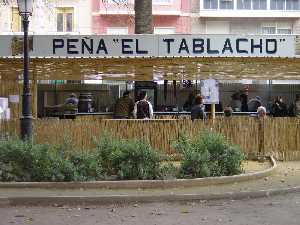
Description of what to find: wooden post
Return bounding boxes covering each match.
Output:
[32,64,38,119]
[211,103,216,120]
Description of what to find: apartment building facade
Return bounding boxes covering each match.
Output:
[0,0,92,34]
[92,0,191,34]
[191,0,300,34]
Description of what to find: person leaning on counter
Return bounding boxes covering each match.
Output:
[133,91,153,119]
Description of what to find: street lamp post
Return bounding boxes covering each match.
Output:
[17,0,33,140]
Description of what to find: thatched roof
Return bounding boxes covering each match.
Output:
[1,57,300,81]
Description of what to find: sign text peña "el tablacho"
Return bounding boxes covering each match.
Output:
[51,35,290,57]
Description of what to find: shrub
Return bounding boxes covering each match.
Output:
[173,131,244,178]
[0,138,33,181]
[158,162,179,180]
[69,152,104,181]
[94,134,163,180]
[0,138,77,182]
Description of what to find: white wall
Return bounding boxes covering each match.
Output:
[193,18,297,34]
[0,0,92,34]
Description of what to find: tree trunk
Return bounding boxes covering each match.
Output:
[134,0,153,34]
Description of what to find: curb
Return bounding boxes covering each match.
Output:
[1,185,300,207]
[0,156,277,190]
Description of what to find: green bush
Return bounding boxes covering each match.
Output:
[94,134,163,180]
[69,152,104,181]
[173,131,245,178]
[0,139,103,182]
[0,131,244,182]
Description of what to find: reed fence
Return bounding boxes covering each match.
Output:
[0,117,299,160]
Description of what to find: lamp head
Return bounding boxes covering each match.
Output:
[17,0,33,17]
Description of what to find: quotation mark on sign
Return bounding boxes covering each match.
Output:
[279,39,286,42]
[113,39,119,43]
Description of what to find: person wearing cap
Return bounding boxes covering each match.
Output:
[65,93,79,106]
[248,96,262,112]
[114,91,135,119]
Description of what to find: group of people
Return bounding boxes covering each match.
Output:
[184,90,300,119]
[114,91,153,119]
[69,90,300,120]
[227,92,300,118]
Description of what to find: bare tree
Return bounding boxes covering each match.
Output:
[102,0,153,34]
[134,0,152,34]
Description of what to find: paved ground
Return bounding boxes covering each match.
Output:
[0,192,299,225]
[0,161,299,198]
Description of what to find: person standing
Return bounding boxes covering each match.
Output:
[191,95,207,120]
[133,91,154,119]
[257,106,267,119]
[248,96,262,112]
[289,94,300,117]
[271,96,288,117]
[65,93,79,106]
[113,91,135,119]
[230,92,242,112]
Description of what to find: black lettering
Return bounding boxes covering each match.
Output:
[163,38,175,54]
[222,38,233,54]
[178,38,189,54]
[193,39,204,54]
[53,39,64,54]
[136,39,148,54]
[207,39,219,54]
[82,39,93,54]
[266,39,277,54]
[122,39,133,54]
[96,39,108,54]
[236,38,248,54]
[251,39,263,54]
[67,39,79,54]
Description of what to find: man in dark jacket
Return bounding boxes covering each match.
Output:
[133,91,153,119]
[191,95,207,120]
[113,91,134,119]
[271,96,288,117]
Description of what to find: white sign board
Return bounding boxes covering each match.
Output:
[200,79,219,104]
[0,35,296,58]
[0,97,9,120]
[9,95,20,103]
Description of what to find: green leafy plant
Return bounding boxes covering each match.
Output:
[173,131,245,178]
[94,134,163,180]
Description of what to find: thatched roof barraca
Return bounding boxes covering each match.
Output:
[1,34,300,80]
[1,57,300,81]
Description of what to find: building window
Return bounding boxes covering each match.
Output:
[262,22,292,34]
[237,0,267,9]
[219,0,234,9]
[106,27,128,34]
[286,0,300,10]
[154,27,176,34]
[237,0,251,9]
[270,0,285,9]
[11,7,22,32]
[204,0,218,9]
[107,0,128,3]
[153,0,173,4]
[56,8,74,32]
[262,26,276,34]
[252,0,267,9]
[277,28,292,33]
